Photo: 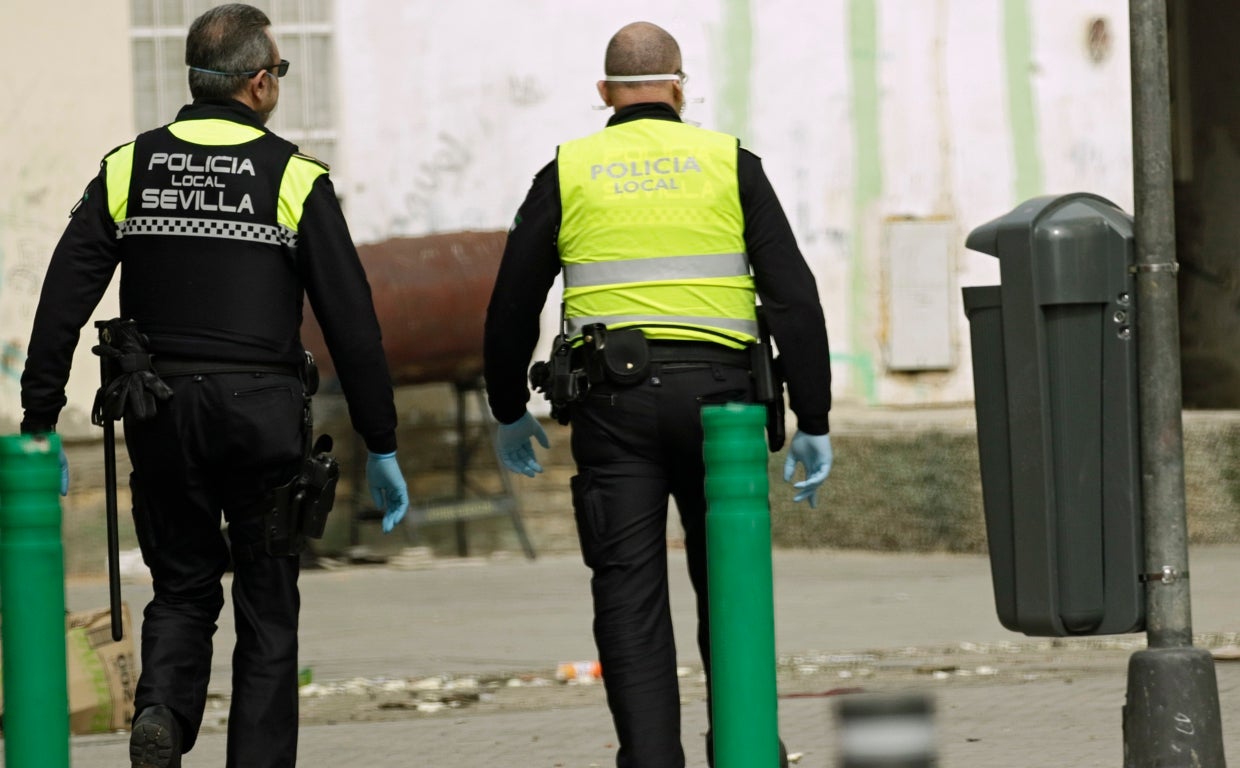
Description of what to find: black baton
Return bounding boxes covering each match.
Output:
[93,320,124,642]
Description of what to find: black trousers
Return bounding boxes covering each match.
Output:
[124,371,305,768]
[569,362,754,768]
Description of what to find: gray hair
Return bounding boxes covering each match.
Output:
[185,4,275,99]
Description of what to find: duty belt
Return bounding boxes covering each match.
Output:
[647,341,750,368]
[151,358,300,378]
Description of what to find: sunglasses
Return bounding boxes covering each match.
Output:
[251,59,290,78]
[189,59,289,78]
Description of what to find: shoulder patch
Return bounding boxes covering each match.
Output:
[293,152,330,172]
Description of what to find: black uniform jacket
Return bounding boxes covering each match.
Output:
[484,102,832,435]
[20,99,398,454]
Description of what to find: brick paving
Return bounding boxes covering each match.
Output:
[60,546,1240,767]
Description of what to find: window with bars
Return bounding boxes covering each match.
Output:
[130,0,337,165]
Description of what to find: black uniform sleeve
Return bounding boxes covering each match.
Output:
[297,174,399,454]
[483,161,563,425]
[20,172,121,433]
[739,149,832,434]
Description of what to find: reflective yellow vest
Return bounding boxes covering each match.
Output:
[557,119,757,348]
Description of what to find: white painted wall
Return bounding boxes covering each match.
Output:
[0,2,130,435]
[334,0,1134,409]
[0,0,1134,431]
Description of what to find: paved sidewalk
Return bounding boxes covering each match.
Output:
[60,545,1240,767]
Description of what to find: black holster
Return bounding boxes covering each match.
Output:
[751,309,786,452]
[260,434,340,557]
[530,334,588,425]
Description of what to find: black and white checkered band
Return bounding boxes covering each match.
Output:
[117,217,297,248]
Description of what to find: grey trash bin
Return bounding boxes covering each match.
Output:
[963,193,1144,637]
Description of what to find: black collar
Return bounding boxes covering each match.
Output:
[606,102,683,128]
[174,98,269,132]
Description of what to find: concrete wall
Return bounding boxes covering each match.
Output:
[0,2,130,435]
[334,0,1134,411]
[59,404,1240,572]
[1,1,1135,430]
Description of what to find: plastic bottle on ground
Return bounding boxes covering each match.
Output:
[556,660,602,681]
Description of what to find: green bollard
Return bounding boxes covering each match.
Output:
[0,433,70,768]
[702,403,779,768]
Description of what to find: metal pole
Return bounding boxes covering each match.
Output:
[0,433,71,768]
[702,403,779,768]
[1124,1,1226,763]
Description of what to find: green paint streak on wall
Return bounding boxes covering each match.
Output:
[714,0,752,142]
[830,353,877,402]
[1003,0,1043,200]
[848,0,880,403]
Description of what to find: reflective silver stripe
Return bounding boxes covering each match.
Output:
[567,315,758,338]
[563,252,749,288]
[117,217,298,248]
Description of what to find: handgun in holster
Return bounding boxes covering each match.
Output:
[529,313,589,426]
[262,434,340,557]
[750,308,786,452]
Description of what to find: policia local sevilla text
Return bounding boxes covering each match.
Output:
[140,151,257,214]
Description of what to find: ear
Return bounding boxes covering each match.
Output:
[596,80,612,107]
[254,70,274,98]
[238,72,261,105]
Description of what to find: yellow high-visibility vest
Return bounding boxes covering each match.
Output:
[557,118,756,348]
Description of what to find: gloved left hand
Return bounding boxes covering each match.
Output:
[496,411,549,477]
[782,431,833,508]
[91,319,173,423]
[58,446,69,496]
[366,451,409,532]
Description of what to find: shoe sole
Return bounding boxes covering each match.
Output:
[130,719,177,768]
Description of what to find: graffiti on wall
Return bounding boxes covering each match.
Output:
[394,75,547,233]
[0,340,25,384]
[0,224,50,386]
[400,131,474,231]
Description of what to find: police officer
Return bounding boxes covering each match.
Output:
[484,20,833,768]
[19,5,408,767]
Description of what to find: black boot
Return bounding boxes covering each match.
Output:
[130,705,183,768]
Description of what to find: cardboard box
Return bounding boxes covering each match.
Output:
[66,603,138,733]
[0,603,138,734]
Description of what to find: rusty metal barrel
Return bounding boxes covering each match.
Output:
[302,230,507,387]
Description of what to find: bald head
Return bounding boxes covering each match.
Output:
[604,22,682,78]
[598,22,685,112]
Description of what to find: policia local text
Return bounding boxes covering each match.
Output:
[591,155,702,194]
[140,151,257,214]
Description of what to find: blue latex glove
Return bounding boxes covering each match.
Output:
[782,431,833,508]
[59,447,69,496]
[496,411,549,477]
[366,451,409,532]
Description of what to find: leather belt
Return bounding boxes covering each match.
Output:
[151,358,300,378]
[647,341,750,368]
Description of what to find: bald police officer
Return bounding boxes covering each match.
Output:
[484,20,833,768]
